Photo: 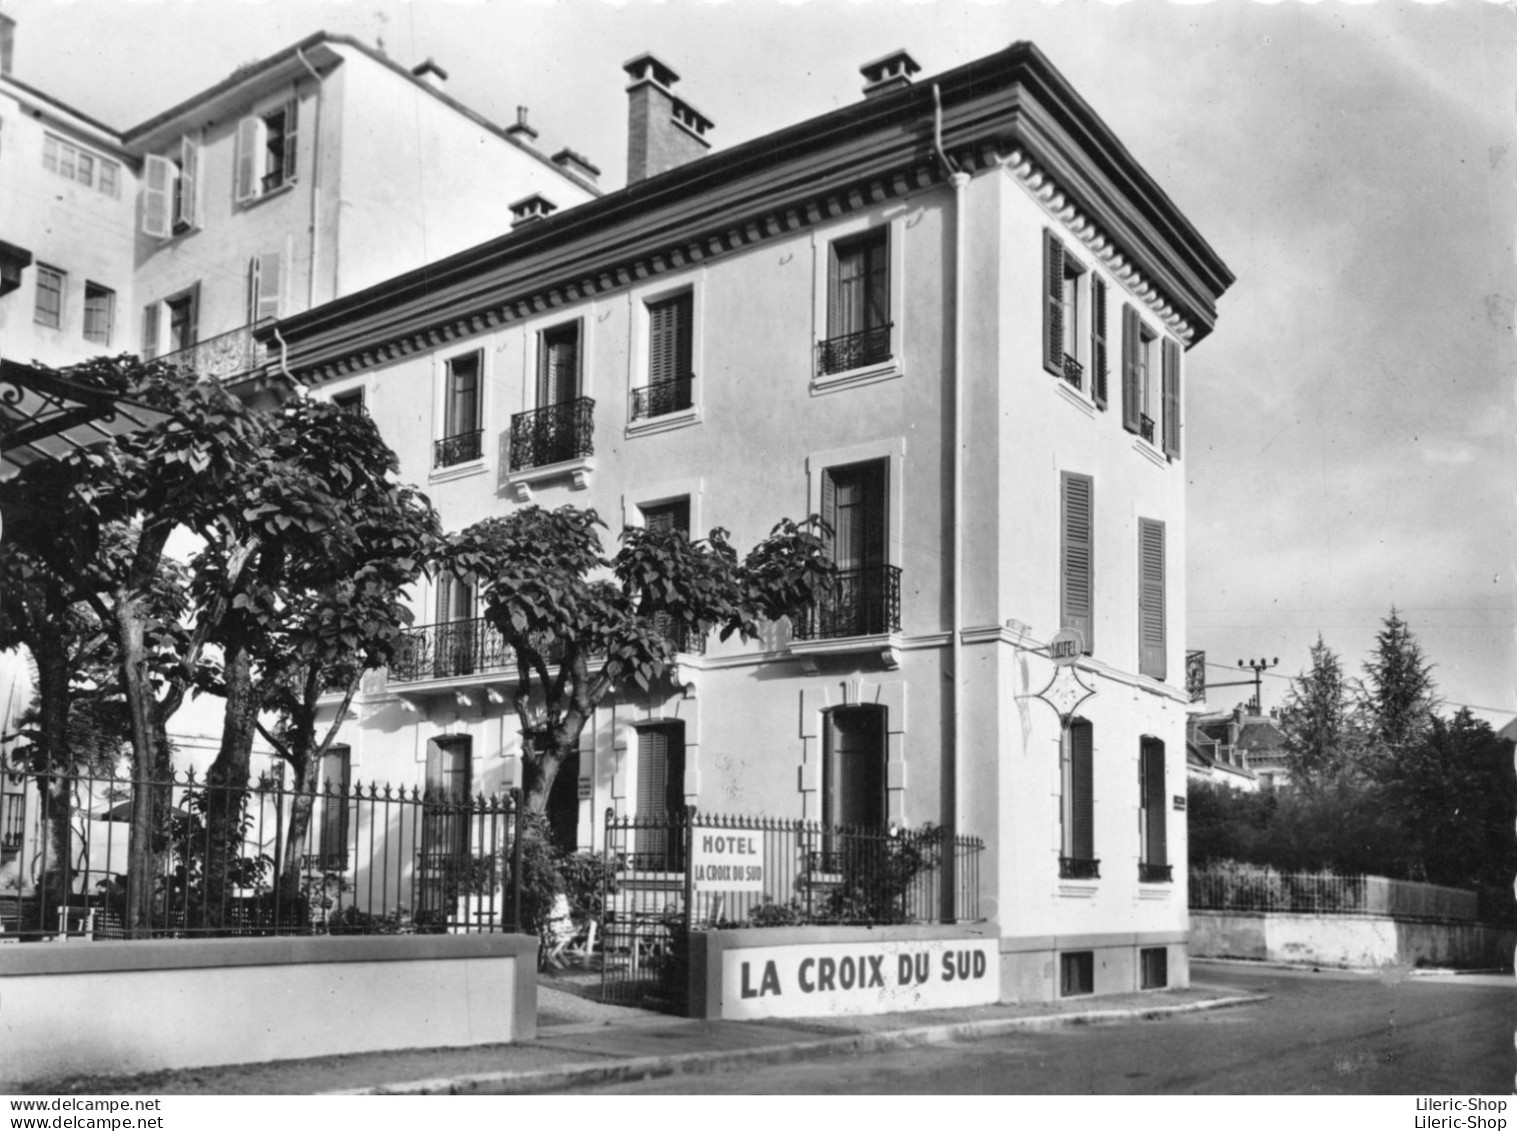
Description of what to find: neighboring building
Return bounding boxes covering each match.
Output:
[267,43,1233,1003]
[1187,705,1290,791]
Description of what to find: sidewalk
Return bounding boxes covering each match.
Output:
[6,970,1266,1096]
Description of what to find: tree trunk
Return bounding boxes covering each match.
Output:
[203,642,259,932]
[113,589,173,938]
[277,735,316,923]
[31,637,73,932]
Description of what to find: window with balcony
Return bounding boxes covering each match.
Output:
[1043,230,1088,392]
[633,292,693,420]
[818,229,890,377]
[1138,518,1167,680]
[435,350,483,468]
[141,136,200,238]
[1139,738,1170,882]
[83,282,114,345]
[508,322,593,473]
[794,459,899,641]
[1060,717,1097,880]
[1122,306,1162,444]
[33,265,64,328]
[235,99,298,203]
[1060,471,1094,655]
[639,498,704,653]
[142,285,201,362]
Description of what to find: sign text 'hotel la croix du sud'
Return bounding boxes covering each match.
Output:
[691,829,766,893]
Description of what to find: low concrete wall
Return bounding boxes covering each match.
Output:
[689,925,998,1020]
[0,934,537,1084]
[998,931,1190,1004]
[1190,911,1515,970]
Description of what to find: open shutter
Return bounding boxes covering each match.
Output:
[142,155,172,238]
[820,466,838,560]
[1121,305,1141,434]
[140,302,160,360]
[1142,740,1167,867]
[177,135,200,229]
[185,281,200,347]
[1043,230,1064,376]
[1091,276,1108,410]
[1070,720,1093,861]
[825,241,841,340]
[1138,518,1166,680]
[1162,338,1181,459]
[1061,472,1094,654]
[282,98,299,183]
[234,116,259,203]
[253,250,283,322]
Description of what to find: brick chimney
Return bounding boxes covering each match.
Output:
[860,49,920,98]
[0,12,15,77]
[411,58,448,90]
[509,193,557,229]
[623,53,712,185]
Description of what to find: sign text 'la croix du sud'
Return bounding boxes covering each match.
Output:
[691,830,765,893]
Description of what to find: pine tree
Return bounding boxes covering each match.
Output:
[1361,607,1438,755]
[1278,634,1361,788]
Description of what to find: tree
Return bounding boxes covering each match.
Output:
[1278,634,1362,789]
[440,506,832,824]
[1360,607,1438,763]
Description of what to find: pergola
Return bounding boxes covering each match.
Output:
[0,359,168,484]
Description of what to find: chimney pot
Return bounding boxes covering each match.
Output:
[551,147,600,185]
[860,48,921,98]
[509,193,557,228]
[505,105,539,146]
[411,57,448,89]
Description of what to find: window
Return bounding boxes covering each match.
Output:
[538,323,580,408]
[141,137,200,238]
[634,722,687,869]
[332,388,365,415]
[819,228,890,375]
[1140,947,1169,990]
[43,135,120,197]
[431,573,476,679]
[1138,518,1166,680]
[1060,472,1094,655]
[235,99,298,202]
[247,251,285,324]
[1060,718,1096,879]
[141,285,199,361]
[1060,951,1094,997]
[1139,738,1169,881]
[83,283,114,345]
[800,459,897,640]
[823,706,886,830]
[435,351,483,468]
[316,745,352,868]
[1161,338,1182,459]
[1122,306,1164,444]
[1043,231,1087,391]
[635,292,693,419]
[419,737,471,919]
[640,499,690,537]
[34,265,64,328]
[167,291,197,354]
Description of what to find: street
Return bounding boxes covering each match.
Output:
[582,965,1516,1094]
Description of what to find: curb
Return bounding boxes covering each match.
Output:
[329,993,1268,1096]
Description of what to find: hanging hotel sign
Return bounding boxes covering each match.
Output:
[691,830,766,893]
[1047,628,1084,666]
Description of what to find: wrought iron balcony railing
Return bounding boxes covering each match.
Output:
[434,429,483,469]
[1139,863,1173,883]
[1062,354,1084,391]
[391,618,511,683]
[631,375,694,420]
[791,564,902,642]
[510,397,594,472]
[650,611,707,656]
[1059,856,1101,881]
[816,323,892,377]
[155,324,269,384]
[1140,413,1155,443]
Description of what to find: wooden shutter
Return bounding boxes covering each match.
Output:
[318,746,352,860]
[1069,719,1093,861]
[863,231,888,330]
[648,293,691,385]
[1060,472,1094,654]
[281,98,299,183]
[636,727,670,821]
[177,135,199,229]
[1162,338,1181,459]
[142,155,172,237]
[141,303,160,360]
[820,465,838,560]
[1138,518,1166,679]
[642,499,690,537]
[1091,276,1108,410]
[1043,229,1064,376]
[250,250,283,323]
[234,116,259,202]
[1121,305,1141,433]
[1141,739,1167,867]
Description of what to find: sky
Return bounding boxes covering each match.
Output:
[8,0,1514,727]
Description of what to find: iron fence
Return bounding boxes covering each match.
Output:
[630,375,694,420]
[1189,865,1478,921]
[0,768,523,941]
[816,324,892,376]
[510,397,595,471]
[600,807,983,1009]
[791,564,902,640]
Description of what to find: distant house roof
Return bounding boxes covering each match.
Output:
[1236,720,1287,752]
[1498,717,1517,745]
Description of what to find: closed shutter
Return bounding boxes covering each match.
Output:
[176,135,199,229]
[642,499,690,537]
[1138,518,1166,679]
[1043,229,1064,376]
[1060,472,1094,654]
[1162,338,1181,459]
[1121,305,1141,434]
[1141,740,1167,867]
[636,727,670,821]
[1069,719,1093,861]
[647,293,692,385]
[1091,276,1108,410]
[142,155,172,238]
[234,116,259,202]
[141,302,160,360]
[281,98,299,183]
[635,724,685,864]
[318,746,352,862]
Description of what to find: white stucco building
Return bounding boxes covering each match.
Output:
[266,43,1233,1003]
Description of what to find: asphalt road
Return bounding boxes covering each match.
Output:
[584,965,1516,1094]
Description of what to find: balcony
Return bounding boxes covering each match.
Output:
[156,324,269,385]
[631,375,694,421]
[816,324,892,377]
[650,612,707,656]
[510,397,594,472]
[1061,354,1084,392]
[434,430,483,469]
[391,618,511,683]
[791,564,902,642]
[1059,856,1101,881]
[1140,413,1155,443]
[1139,863,1173,883]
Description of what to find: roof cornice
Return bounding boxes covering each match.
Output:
[266,41,1234,382]
[0,75,128,155]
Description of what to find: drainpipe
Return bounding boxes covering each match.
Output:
[271,325,309,399]
[295,48,324,310]
[934,85,970,922]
